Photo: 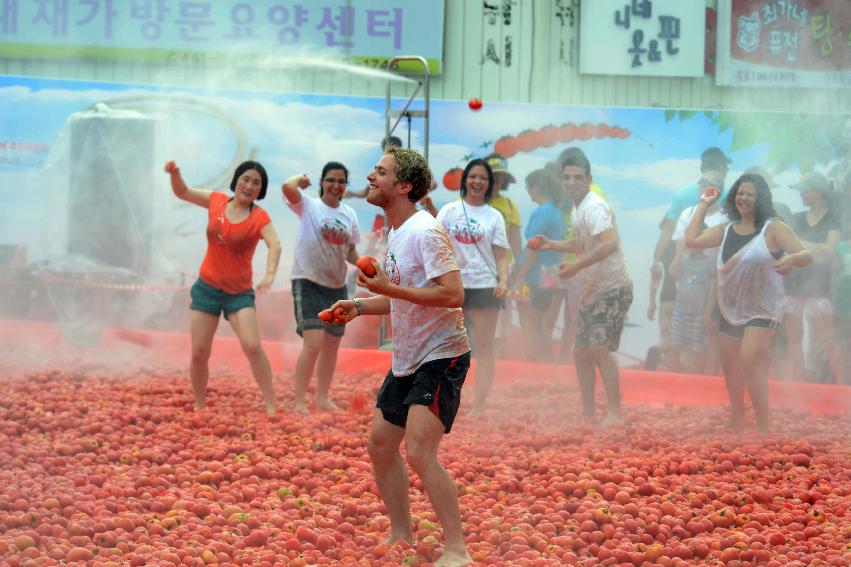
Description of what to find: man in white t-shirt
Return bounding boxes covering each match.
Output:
[536,153,633,427]
[327,146,472,567]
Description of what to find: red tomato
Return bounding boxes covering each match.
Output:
[332,306,348,324]
[356,256,377,277]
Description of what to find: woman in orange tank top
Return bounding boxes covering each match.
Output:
[165,159,281,415]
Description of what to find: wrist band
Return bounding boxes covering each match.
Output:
[353,298,363,316]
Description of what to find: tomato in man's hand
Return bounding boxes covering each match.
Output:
[356,256,377,277]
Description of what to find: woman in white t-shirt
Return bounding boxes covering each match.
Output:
[282,162,361,414]
[436,158,509,416]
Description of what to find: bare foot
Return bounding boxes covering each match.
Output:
[725,413,745,430]
[434,550,472,567]
[577,411,595,423]
[193,400,206,412]
[264,402,277,416]
[383,532,414,546]
[315,399,341,412]
[468,405,485,417]
[600,412,623,428]
[294,403,310,415]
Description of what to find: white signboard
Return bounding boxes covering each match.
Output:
[580,0,705,77]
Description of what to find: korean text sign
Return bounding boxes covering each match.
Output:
[0,0,444,73]
[579,0,705,77]
[715,0,851,88]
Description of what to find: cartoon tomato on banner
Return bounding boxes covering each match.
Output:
[443,168,463,191]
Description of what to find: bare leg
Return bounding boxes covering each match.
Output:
[658,300,674,367]
[559,289,576,364]
[293,328,325,414]
[840,333,851,386]
[315,332,343,411]
[667,345,684,373]
[405,406,471,566]
[589,345,622,426]
[783,307,804,381]
[516,301,541,361]
[366,411,412,544]
[687,348,706,376]
[539,293,561,363]
[189,310,220,411]
[703,324,720,375]
[740,327,775,433]
[810,308,840,384]
[468,307,499,417]
[717,332,746,427]
[227,308,277,415]
[573,346,596,419]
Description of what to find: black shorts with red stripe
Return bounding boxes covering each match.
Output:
[376,352,471,434]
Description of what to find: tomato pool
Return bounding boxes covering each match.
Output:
[0,322,849,566]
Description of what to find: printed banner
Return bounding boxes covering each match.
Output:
[0,0,444,73]
[716,0,851,87]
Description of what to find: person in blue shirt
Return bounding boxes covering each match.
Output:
[509,168,564,362]
[647,147,730,369]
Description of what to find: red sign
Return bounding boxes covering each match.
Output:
[719,0,851,87]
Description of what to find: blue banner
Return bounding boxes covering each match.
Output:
[0,0,444,72]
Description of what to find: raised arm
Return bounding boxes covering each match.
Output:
[282,173,310,205]
[165,160,212,208]
[343,185,369,199]
[684,198,726,250]
[419,194,438,217]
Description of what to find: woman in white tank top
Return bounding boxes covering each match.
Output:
[684,173,812,433]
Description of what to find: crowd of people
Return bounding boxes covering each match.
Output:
[164,136,851,564]
[647,147,851,393]
[166,138,851,425]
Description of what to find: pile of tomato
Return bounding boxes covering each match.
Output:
[0,358,849,566]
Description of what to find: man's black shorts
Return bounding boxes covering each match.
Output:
[376,351,471,434]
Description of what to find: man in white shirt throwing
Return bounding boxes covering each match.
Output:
[327,146,472,567]
[535,152,633,427]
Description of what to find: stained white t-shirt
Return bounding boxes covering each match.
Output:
[384,211,470,377]
[672,205,726,242]
[436,201,508,289]
[287,195,361,289]
[571,192,631,304]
